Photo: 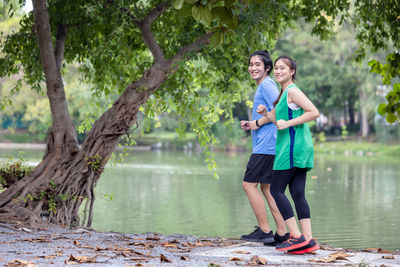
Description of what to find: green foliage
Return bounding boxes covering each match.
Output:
[0,152,33,190]
[341,125,348,140]
[369,52,400,124]
[87,154,102,171]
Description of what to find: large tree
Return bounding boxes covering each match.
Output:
[0,0,397,227]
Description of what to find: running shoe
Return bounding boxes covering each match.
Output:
[287,238,320,254]
[241,227,275,243]
[263,232,290,246]
[276,234,308,251]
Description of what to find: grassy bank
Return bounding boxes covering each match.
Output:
[315,140,400,157]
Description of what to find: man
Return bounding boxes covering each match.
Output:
[239,50,289,245]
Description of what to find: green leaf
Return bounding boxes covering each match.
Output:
[224,0,236,8]
[192,5,212,26]
[179,4,193,16]
[386,113,397,123]
[377,103,387,115]
[172,0,184,9]
[185,0,198,4]
[209,31,223,47]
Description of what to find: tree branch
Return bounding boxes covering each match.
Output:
[168,32,214,68]
[137,1,169,63]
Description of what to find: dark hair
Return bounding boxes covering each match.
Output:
[248,50,273,75]
[273,55,297,107]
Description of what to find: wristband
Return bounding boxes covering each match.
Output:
[255,119,260,127]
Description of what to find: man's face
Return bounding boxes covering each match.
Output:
[248,55,268,83]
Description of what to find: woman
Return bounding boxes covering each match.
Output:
[257,55,320,254]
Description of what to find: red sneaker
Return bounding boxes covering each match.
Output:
[287,238,320,255]
[276,234,308,251]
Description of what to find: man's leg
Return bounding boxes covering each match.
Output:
[242,181,271,233]
[261,183,286,236]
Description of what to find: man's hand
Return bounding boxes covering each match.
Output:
[240,120,259,130]
[240,120,251,130]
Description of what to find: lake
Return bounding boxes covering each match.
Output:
[0,148,399,251]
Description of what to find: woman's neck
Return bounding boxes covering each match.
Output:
[281,80,294,91]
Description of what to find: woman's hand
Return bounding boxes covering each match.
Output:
[256,104,267,116]
[275,119,290,130]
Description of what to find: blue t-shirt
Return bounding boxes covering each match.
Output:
[251,76,279,155]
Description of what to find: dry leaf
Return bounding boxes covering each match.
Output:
[146,236,160,241]
[378,248,393,254]
[73,240,80,246]
[233,250,251,254]
[309,251,353,263]
[229,257,242,261]
[160,254,171,263]
[311,175,318,179]
[6,259,37,267]
[181,256,189,261]
[163,243,179,248]
[249,255,267,265]
[67,254,98,263]
[382,255,395,259]
[22,238,50,243]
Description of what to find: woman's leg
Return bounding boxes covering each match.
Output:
[270,169,301,236]
[288,168,312,240]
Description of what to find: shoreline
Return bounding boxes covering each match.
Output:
[0,225,399,266]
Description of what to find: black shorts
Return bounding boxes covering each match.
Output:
[243,154,275,184]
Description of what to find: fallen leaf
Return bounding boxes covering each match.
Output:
[363,247,380,252]
[66,254,99,263]
[378,248,393,254]
[181,256,189,261]
[22,238,50,243]
[146,236,160,241]
[6,259,37,267]
[382,255,395,259]
[309,251,353,263]
[160,254,171,263]
[233,250,251,254]
[311,175,318,179]
[229,257,242,261]
[163,243,179,248]
[166,249,191,253]
[249,255,267,265]
[73,240,80,246]
[208,263,222,267]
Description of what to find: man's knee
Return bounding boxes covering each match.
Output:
[242,181,258,192]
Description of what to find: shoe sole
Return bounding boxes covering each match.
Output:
[276,240,308,251]
[241,237,275,243]
[287,243,320,255]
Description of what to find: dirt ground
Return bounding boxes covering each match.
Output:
[0,224,399,267]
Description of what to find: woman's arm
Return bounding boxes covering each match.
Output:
[275,88,319,130]
[257,104,276,124]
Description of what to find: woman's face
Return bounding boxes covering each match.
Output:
[248,55,268,83]
[274,59,294,84]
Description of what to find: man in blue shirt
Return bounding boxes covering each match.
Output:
[240,50,289,245]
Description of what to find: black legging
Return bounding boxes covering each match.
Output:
[271,167,310,221]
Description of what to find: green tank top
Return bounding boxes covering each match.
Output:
[273,84,314,171]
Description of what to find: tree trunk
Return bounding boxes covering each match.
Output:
[359,90,369,137]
